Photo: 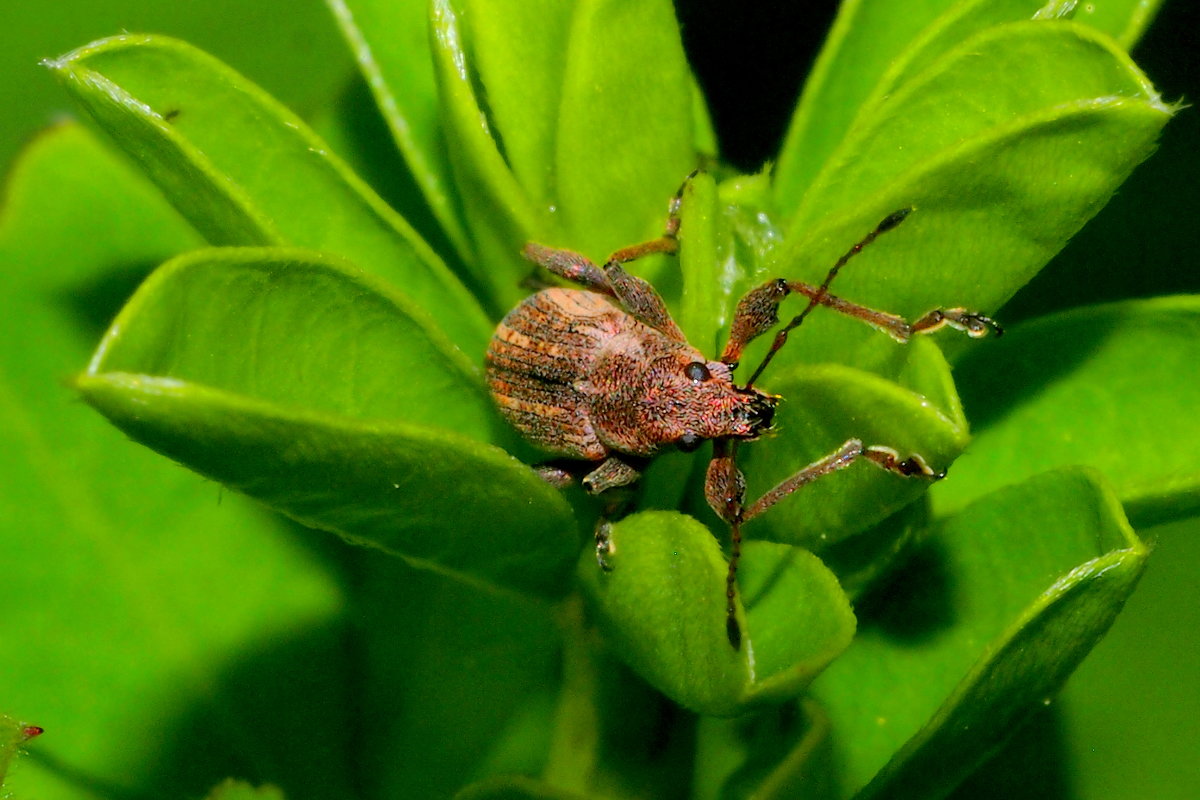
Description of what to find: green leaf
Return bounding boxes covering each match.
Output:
[425,0,697,309]
[1077,0,1167,47]
[0,0,355,169]
[578,511,855,717]
[89,247,496,441]
[429,0,548,311]
[553,0,697,278]
[0,717,43,788]
[774,0,1165,210]
[788,23,1165,234]
[736,351,968,549]
[934,296,1200,526]
[76,247,578,595]
[0,123,352,800]
[203,779,286,800]
[355,557,563,799]
[676,170,727,353]
[949,515,1200,800]
[48,33,492,355]
[758,22,1171,380]
[78,372,578,598]
[457,0,575,216]
[327,0,473,259]
[810,468,1146,799]
[692,700,831,800]
[455,775,592,800]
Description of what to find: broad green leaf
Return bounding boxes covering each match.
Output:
[789,23,1165,237]
[736,354,967,549]
[811,468,1146,799]
[327,0,473,258]
[692,700,831,800]
[430,0,547,310]
[949,515,1200,800]
[0,124,351,800]
[755,23,1170,381]
[48,34,493,355]
[579,512,855,717]
[934,296,1200,525]
[676,170,726,354]
[355,557,562,799]
[1055,515,1200,799]
[1079,0,1166,47]
[203,779,287,800]
[89,248,496,442]
[78,374,578,597]
[821,500,933,602]
[0,0,354,170]
[309,75,462,265]
[77,246,578,595]
[774,0,1165,210]
[554,0,696,285]
[459,0,574,214]
[456,775,592,800]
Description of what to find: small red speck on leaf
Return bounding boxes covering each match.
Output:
[21,726,43,740]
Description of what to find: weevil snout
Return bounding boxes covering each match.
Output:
[737,387,778,439]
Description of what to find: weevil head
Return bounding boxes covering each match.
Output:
[588,338,779,455]
[659,355,779,450]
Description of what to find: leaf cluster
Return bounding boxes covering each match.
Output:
[0,1,1194,798]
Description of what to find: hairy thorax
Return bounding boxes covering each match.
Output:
[486,287,774,461]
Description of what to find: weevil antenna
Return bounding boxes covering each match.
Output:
[745,208,912,388]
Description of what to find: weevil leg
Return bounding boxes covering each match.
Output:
[581,455,643,494]
[910,308,1003,338]
[741,439,942,523]
[523,243,614,294]
[601,169,697,267]
[533,461,580,489]
[521,173,699,341]
[593,172,700,342]
[705,440,919,644]
[594,519,616,571]
[520,242,687,342]
[722,276,1002,374]
[705,439,748,649]
[721,210,914,367]
[706,437,945,649]
[531,457,641,570]
[783,284,1003,343]
[722,209,1000,384]
[600,263,687,342]
[591,474,640,571]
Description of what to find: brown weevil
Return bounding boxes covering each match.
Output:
[486,175,1000,649]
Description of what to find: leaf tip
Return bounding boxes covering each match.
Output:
[38,55,66,73]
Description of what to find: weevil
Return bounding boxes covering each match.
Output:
[485,176,1000,649]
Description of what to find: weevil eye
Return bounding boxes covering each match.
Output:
[685,361,710,382]
[677,432,702,452]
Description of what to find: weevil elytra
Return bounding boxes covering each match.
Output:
[485,176,1000,649]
